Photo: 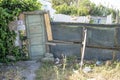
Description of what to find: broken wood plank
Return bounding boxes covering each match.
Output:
[46,42,56,45]
[44,13,53,41]
[46,42,81,46]
[46,40,120,50]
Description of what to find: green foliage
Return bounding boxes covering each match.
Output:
[0,0,41,63]
[52,0,116,16]
[90,4,111,16]
[52,0,76,8]
[55,4,77,15]
[0,0,41,16]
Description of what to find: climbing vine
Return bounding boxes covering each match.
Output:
[0,0,41,63]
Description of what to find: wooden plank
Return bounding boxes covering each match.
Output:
[46,39,120,50]
[46,42,57,45]
[86,45,120,50]
[51,22,120,28]
[51,40,75,44]
[46,42,81,46]
[44,13,53,41]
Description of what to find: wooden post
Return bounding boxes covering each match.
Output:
[44,12,53,53]
[80,27,87,69]
[44,13,53,41]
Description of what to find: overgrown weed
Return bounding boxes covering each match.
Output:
[36,58,120,80]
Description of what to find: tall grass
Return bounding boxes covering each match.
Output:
[36,58,120,80]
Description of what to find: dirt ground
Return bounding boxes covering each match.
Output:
[0,60,40,80]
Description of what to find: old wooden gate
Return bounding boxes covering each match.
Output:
[24,11,48,59]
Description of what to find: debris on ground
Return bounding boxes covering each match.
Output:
[96,61,103,66]
[54,58,60,64]
[83,66,92,73]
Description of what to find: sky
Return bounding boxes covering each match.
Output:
[90,0,120,10]
[39,0,56,18]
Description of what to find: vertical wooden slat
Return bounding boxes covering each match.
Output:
[44,13,53,41]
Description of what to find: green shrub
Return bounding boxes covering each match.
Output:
[0,0,42,63]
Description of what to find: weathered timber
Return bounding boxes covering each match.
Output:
[46,41,120,51]
[51,22,120,28]
[44,13,53,41]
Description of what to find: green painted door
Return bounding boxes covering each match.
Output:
[25,14,46,59]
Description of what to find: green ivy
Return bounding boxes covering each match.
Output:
[0,0,41,63]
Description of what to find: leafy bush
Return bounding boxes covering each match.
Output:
[55,4,78,16]
[0,0,41,63]
[52,0,116,16]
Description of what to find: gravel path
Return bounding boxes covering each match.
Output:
[0,60,41,80]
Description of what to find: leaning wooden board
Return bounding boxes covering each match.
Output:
[44,13,53,41]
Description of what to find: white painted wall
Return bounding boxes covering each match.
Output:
[38,0,56,18]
